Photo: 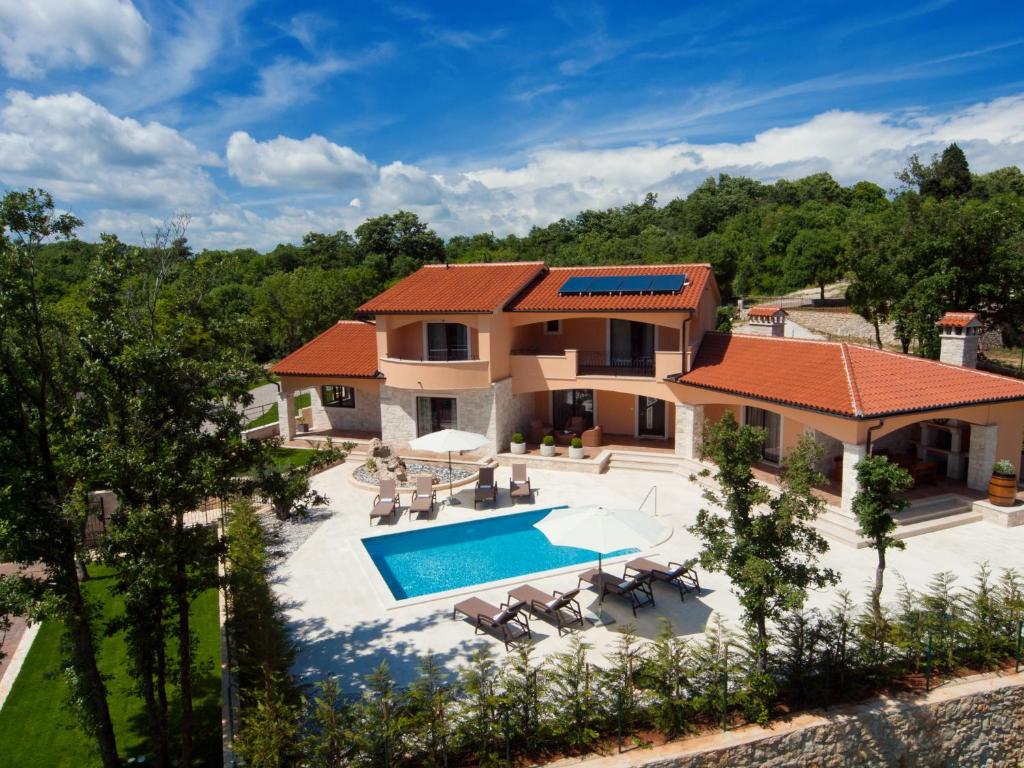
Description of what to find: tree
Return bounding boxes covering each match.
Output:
[690,412,837,673]
[783,227,843,300]
[897,143,972,200]
[0,190,121,766]
[852,455,912,625]
[355,211,445,279]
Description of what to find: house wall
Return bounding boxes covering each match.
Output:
[278,376,383,434]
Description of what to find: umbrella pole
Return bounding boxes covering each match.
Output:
[447,449,460,505]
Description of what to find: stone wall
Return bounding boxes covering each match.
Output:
[310,385,381,433]
[380,383,499,454]
[560,672,1024,768]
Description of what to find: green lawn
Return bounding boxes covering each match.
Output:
[245,392,311,429]
[268,446,318,470]
[0,567,222,767]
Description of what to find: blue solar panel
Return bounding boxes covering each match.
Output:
[559,272,687,295]
[558,276,595,294]
[649,274,686,293]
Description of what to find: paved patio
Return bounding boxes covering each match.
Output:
[276,460,1024,691]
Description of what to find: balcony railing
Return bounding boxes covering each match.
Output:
[577,350,654,377]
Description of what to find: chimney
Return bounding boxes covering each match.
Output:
[936,311,981,368]
[748,306,787,337]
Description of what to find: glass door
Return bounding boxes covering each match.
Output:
[637,396,666,437]
[551,389,594,430]
[416,397,458,435]
[426,323,470,361]
[745,406,782,463]
[609,320,655,373]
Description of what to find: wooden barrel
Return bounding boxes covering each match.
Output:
[988,474,1018,507]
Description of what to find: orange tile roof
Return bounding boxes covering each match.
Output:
[357,262,546,314]
[747,306,786,318]
[937,311,980,328]
[507,264,713,312]
[678,332,1024,418]
[270,321,380,378]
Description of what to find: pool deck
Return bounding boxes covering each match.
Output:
[278,460,1024,691]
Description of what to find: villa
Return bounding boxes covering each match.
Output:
[271,262,1024,521]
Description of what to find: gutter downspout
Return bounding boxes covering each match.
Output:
[866,419,885,455]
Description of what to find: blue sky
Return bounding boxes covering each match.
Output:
[1,0,1022,249]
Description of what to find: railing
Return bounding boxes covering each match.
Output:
[577,350,654,377]
[386,351,480,362]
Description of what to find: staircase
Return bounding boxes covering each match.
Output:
[812,493,980,548]
[605,450,704,476]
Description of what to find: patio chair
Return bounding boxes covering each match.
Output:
[577,569,655,616]
[508,584,584,635]
[509,463,532,502]
[528,418,553,445]
[474,466,498,508]
[453,597,531,650]
[409,475,436,519]
[581,425,603,447]
[370,479,400,524]
[625,557,700,602]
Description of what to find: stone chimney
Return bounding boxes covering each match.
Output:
[936,311,981,368]
[748,306,787,337]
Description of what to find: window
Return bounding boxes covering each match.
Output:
[544,319,562,335]
[416,397,457,436]
[551,389,594,430]
[426,323,471,361]
[322,385,355,408]
[745,406,782,464]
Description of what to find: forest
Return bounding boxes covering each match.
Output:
[35,143,1024,361]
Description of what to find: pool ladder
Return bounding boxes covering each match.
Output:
[639,485,657,516]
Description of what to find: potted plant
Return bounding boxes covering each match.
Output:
[569,436,585,460]
[510,432,526,455]
[988,459,1018,507]
[295,415,309,434]
[540,435,556,457]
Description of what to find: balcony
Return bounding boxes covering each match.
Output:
[379,355,491,390]
[577,351,654,377]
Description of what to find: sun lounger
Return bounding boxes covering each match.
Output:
[577,569,655,616]
[371,479,399,524]
[474,466,498,508]
[509,463,532,501]
[409,475,436,519]
[508,584,584,635]
[453,596,531,650]
[625,557,700,601]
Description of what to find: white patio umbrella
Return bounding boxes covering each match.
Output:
[533,505,671,623]
[408,428,489,505]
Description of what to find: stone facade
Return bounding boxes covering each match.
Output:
[967,423,998,492]
[674,403,704,459]
[562,672,1024,768]
[839,441,866,515]
[380,382,508,455]
[309,384,381,433]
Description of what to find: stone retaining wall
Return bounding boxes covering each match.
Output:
[558,671,1024,768]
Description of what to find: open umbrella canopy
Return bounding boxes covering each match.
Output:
[533,505,670,556]
[409,429,489,453]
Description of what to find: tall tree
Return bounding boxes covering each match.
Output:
[0,190,120,766]
[690,412,837,673]
[852,455,912,625]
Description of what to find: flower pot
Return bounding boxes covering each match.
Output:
[540,443,556,457]
[988,474,1018,507]
[569,445,585,460]
[510,441,526,455]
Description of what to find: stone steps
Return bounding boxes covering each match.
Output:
[606,451,697,475]
[812,493,982,548]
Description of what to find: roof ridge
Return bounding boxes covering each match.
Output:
[838,342,864,418]
[422,261,545,268]
[544,263,711,271]
[848,342,1024,384]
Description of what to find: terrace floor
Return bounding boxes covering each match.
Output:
[276,459,1024,691]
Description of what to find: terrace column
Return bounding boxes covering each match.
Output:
[278,390,296,441]
[675,403,704,460]
[840,442,867,516]
[967,424,999,491]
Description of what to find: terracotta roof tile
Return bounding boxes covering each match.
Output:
[270,321,379,377]
[679,333,1024,418]
[747,306,786,318]
[357,262,546,314]
[507,264,712,312]
[936,311,980,328]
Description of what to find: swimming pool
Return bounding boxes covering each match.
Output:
[362,508,639,600]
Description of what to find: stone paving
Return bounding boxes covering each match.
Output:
[275,460,1024,691]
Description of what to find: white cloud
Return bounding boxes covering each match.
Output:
[0,90,217,208]
[226,132,377,189]
[0,0,150,78]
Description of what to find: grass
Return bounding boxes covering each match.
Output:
[245,392,311,430]
[0,566,222,767]
[268,446,318,470]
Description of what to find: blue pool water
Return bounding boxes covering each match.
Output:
[362,508,638,600]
